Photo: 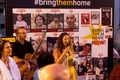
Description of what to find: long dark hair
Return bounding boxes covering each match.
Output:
[0,40,10,58]
[97,58,106,68]
[56,32,71,53]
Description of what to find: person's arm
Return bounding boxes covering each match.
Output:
[53,46,70,63]
[23,20,28,28]
[13,56,23,64]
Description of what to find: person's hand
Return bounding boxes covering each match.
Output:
[13,56,23,64]
[24,53,38,69]
[29,59,38,69]
[64,46,70,54]
[25,53,32,59]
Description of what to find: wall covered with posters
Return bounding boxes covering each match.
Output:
[5,0,113,79]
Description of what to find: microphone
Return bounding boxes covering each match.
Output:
[67,43,70,56]
[67,43,70,47]
[68,51,70,56]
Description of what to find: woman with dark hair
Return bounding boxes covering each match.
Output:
[53,32,77,80]
[0,40,21,80]
[95,58,107,80]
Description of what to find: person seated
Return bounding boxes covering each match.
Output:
[0,40,21,80]
[33,52,54,80]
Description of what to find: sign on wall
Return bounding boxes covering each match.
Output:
[5,0,114,79]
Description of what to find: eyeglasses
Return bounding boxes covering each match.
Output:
[4,46,12,49]
[18,32,27,34]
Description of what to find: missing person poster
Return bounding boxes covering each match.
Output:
[6,0,114,80]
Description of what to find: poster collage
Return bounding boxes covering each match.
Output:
[13,8,112,79]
